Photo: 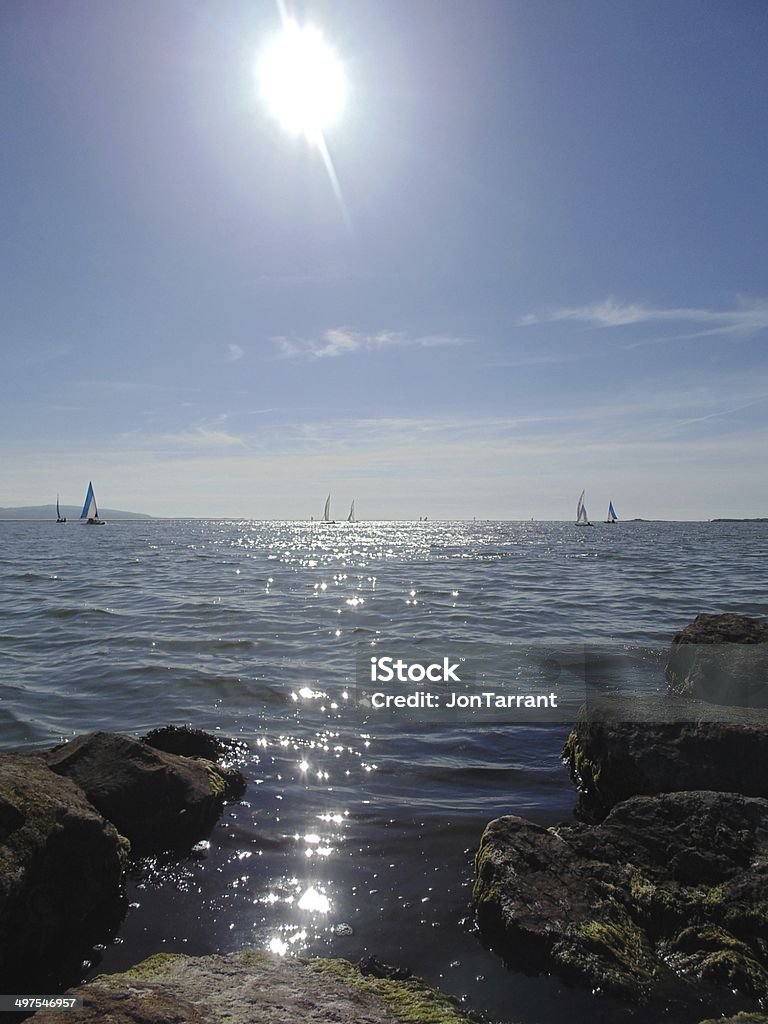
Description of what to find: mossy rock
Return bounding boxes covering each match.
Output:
[308,957,472,1024]
[32,949,476,1024]
[474,791,768,1009]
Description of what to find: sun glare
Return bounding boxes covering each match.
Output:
[258,21,345,142]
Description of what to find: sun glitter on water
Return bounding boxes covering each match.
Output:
[258,19,346,143]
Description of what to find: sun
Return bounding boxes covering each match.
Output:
[258,20,346,143]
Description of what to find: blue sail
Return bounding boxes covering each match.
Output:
[607,501,618,522]
[80,481,97,519]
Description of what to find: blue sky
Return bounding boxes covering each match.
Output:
[2,0,767,519]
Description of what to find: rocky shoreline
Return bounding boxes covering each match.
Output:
[3,614,768,1022]
[0,725,245,992]
[31,950,476,1024]
[1,723,480,1023]
[473,613,768,1021]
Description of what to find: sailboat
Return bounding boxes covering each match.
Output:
[605,500,618,524]
[56,495,66,523]
[322,494,334,524]
[576,490,592,526]
[347,500,355,523]
[80,481,105,525]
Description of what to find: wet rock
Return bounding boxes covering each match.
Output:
[32,948,476,1024]
[666,613,768,707]
[563,695,768,822]
[143,725,247,801]
[46,731,245,851]
[143,724,227,761]
[358,955,413,980]
[0,752,128,990]
[474,790,768,1007]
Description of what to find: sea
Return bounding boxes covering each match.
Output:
[1,519,766,1023]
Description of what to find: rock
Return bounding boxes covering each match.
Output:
[143,724,227,761]
[474,790,768,1008]
[563,695,768,822]
[666,613,768,707]
[32,949,476,1024]
[699,1016,768,1023]
[0,752,128,991]
[46,731,245,851]
[143,725,247,798]
[358,955,413,980]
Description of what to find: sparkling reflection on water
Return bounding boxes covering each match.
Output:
[1,519,766,1022]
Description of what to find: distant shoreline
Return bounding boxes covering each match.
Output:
[1,514,766,524]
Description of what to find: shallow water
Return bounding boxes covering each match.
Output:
[1,519,766,1021]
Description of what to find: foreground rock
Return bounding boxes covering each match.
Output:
[1,726,245,992]
[563,695,768,822]
[474,791,768,1008]
[47,731,246,851]
[0,753,127,990]
[32,949,475,1024]
[666,613,768,707]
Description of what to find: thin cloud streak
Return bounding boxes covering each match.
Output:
[273,327,467,360]
[520,297,768,338]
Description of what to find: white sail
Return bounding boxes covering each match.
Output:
[576,490,590,525]
[323,494,332,523]
[347,500,355,522]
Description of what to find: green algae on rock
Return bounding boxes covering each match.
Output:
[473,791,768,1008]
[32,949,478,1024]
[308,956,472,1024]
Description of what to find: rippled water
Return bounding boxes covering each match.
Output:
[1,519,766,1022]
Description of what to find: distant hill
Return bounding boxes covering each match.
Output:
[711,517,768,523]
[0,504,153,521]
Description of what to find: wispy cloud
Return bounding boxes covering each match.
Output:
[520,297,768,340]
[226,344,244,362]
[154,428,245,449]
[273,327,467,360]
